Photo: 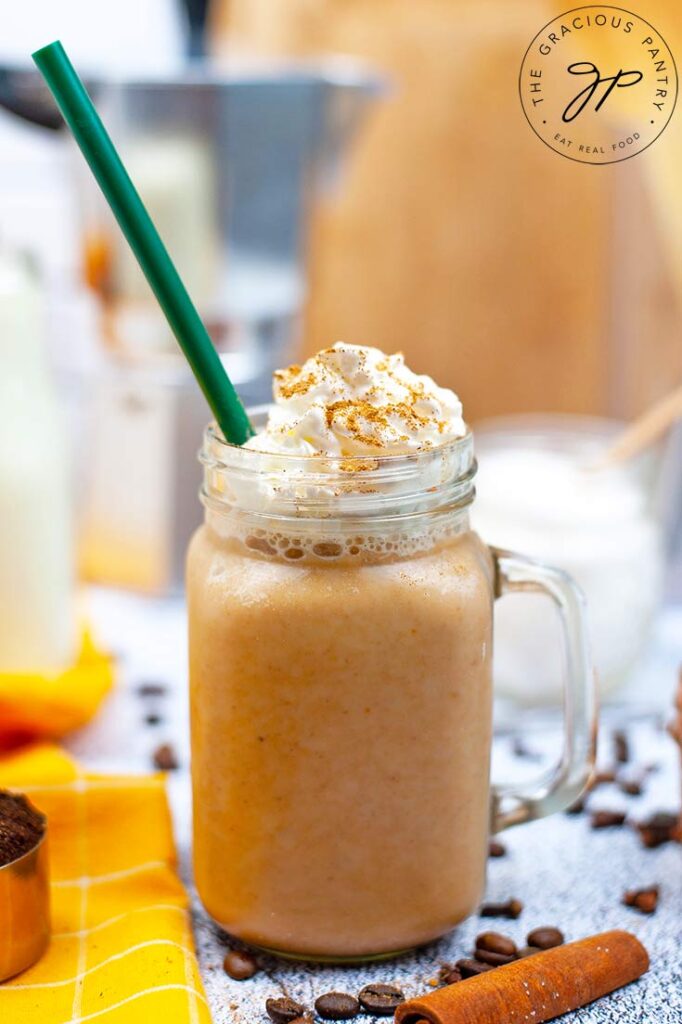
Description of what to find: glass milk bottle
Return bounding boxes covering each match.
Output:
[188,412,595,960]
[0,249,75,672]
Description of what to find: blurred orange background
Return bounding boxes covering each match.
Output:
[214,0,682,423]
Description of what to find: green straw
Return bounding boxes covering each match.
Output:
[33,40,254,446]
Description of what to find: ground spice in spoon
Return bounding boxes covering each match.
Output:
[0,791,46,865]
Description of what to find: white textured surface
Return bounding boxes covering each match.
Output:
[68,587,682,1024]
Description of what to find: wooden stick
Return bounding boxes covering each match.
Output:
[395,931,649,1024]
[593,382,682,468]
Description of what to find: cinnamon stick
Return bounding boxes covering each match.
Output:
[396,931,648,1024]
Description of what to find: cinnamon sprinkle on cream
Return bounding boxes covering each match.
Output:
[245,343,466,458]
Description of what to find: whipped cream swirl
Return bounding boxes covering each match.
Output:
[245,343,465,456]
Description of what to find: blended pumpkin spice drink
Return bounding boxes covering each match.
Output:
[188,344,595,959]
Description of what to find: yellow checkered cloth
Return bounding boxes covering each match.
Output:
[0,744,211,1024]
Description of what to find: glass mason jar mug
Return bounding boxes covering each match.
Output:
[188,414,596,960]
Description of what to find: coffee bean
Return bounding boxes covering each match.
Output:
[623,886,659,914]
[153,743,179,771]
[314,993,360,1020]
[358,984,405,1015]
[475,932,517,957]
[456,958,494,978]
[590,809,626,829]
[439,966,463,985]
[223,949,258,980]
[613,729,630,764]
[266,997,306,1024]
[619,774,643,797]
[526,927,564,950]
[488,839,506,858]
[519,946,542,958]
[479,898,523,920]
[636,812,678,848]
[474,949,517,967]
[136,681,167,698]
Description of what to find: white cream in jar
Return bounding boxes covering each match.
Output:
[472,418,664,703]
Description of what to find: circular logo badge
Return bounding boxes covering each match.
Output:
[519,6,677,164]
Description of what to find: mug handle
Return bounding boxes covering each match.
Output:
[490,547,597,831]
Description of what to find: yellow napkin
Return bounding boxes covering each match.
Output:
[0,744,211,1024]
[0,631,114,750]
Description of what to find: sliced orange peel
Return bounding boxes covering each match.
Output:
[0,629,114,750]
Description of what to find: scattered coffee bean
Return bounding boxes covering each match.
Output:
[456,958,494,978]
[590,809,626,829]
[618,774,643,797]
[358,984,405,1016]
[474,948,517,967]
[623,886,659,915]
[439,966,463,985]
[479,898,523,920]
[488,839,506,858]
[145,713,163,727]
[518,946,542,958]
[153,743,179,771]
[636,812,678,848]
[526,926,564,950]
[266,997,306,1024]
[136,681,167,698]
[475,932,517,957]
[223,949,258,980]
[314,993,360,1020]
[613,729,630,764]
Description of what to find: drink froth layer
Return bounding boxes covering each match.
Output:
[203,345,472,560]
